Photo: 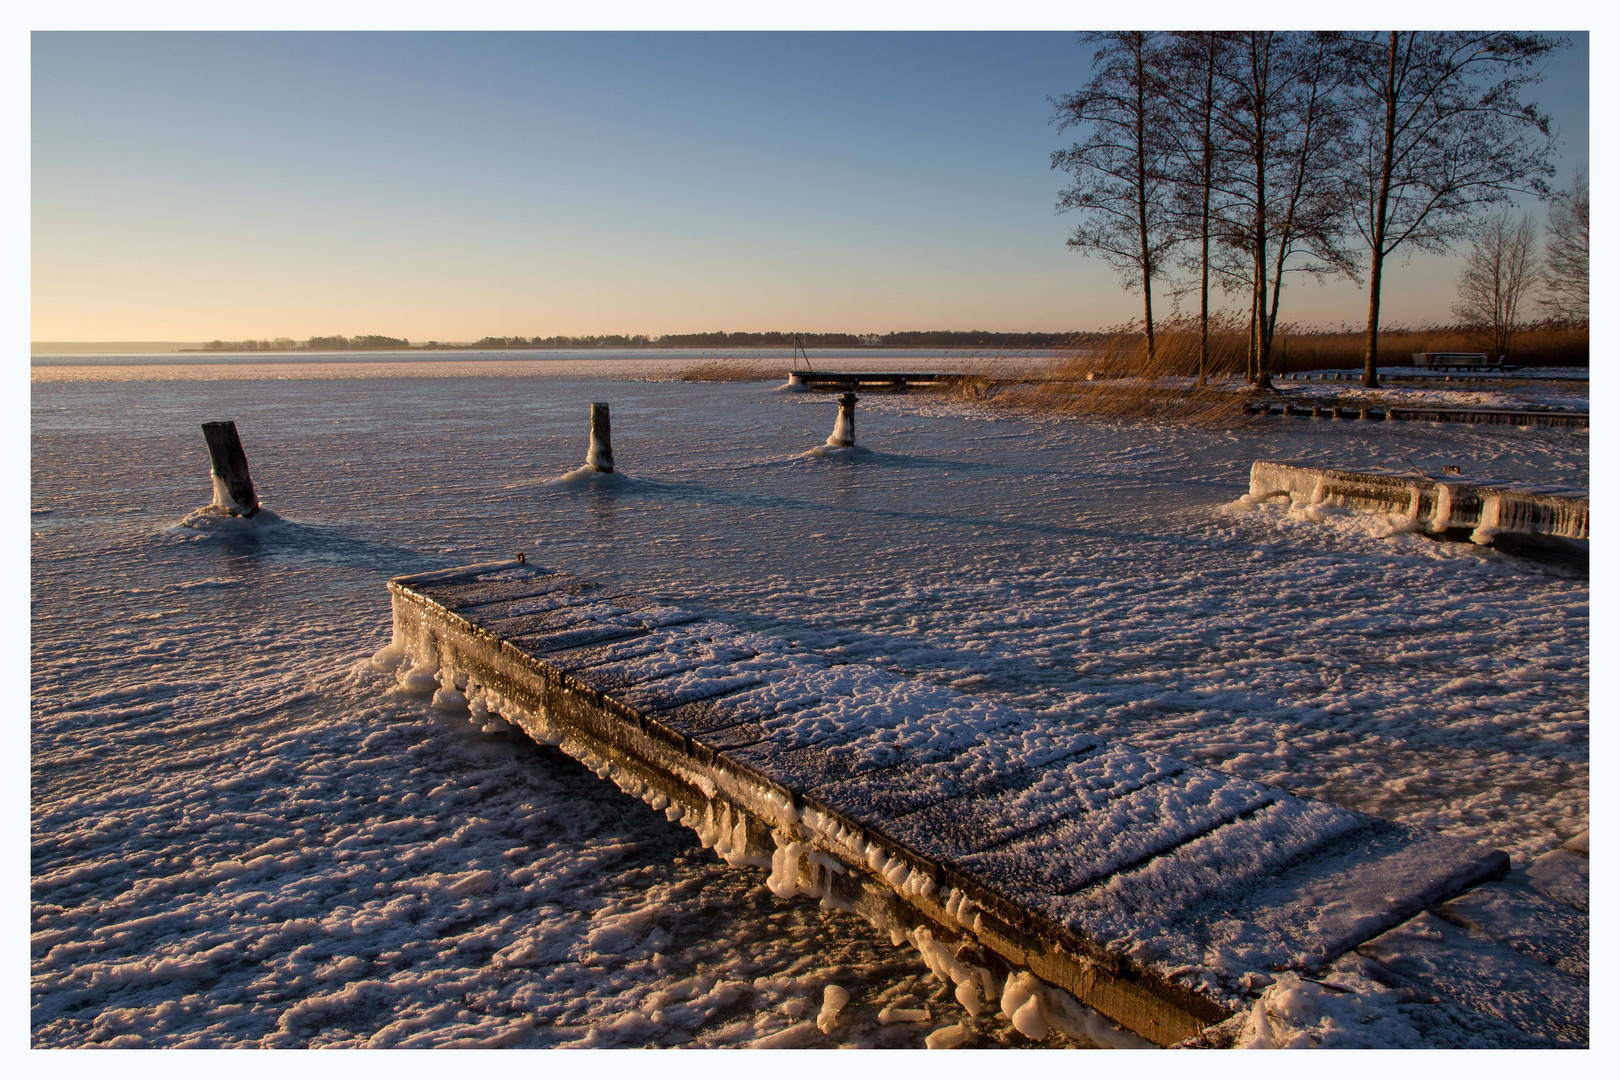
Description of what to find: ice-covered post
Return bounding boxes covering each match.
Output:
[831,392,858,447]
[587,403,615,473]
[201,420,259,517]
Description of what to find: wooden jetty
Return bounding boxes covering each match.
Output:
[787,370,965,391]
[1249,460,1589,553]
[787,372,1590,430]
[385,561,1586,1046]
[1245,402,1589,428]
[1278,371,1588,384]
[1409,351,1517,372]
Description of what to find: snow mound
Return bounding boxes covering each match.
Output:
[174,505,284,531]
[1232,972,1424,1048]
[543,466,638,488]
[802,444,873,459]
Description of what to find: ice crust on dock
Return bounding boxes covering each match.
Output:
[1246,459,1589,550]
[388,563,1526,1039]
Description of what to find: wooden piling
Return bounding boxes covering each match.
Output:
[834,392,858,446]
[200,420,259,517]
[588,403,615,473]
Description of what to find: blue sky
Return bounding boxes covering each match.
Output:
[31,31,1589,341]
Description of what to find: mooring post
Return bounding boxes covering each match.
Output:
[201,420,259,517]
[588,403,615,472]
[834,391,858,446]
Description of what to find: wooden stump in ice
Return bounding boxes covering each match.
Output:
[829,392,858,447]
[201,420,259,517]
[587,403,615,473]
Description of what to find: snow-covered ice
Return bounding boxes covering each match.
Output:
[31,352,1586,1046]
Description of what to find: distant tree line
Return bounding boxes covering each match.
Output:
[859,331,1080,348]
[195,330,1085,352]
[473,334,655,349]
[201,338,299,351]
[470,330,1082,349]
[1052,31,1568,388]
[200,335,411,351]
[305,335,411,350]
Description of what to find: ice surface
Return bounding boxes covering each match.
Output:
[1355,911,1586,1045]
[1433,874,1588,978]
[1525,848,1588,911]
[31,360,1585,1046]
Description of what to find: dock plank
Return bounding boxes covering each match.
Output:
[1119,825,1502,977]
[953,772,1291,903]
[424,567,604,611]
[883,744,1188,861]
[487,596,674,644]
[801,732,1108,826]
[548,619,753,674]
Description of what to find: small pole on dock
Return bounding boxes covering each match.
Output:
[833,392,858,446]
[587,403,615,472]
[201,420,260,517]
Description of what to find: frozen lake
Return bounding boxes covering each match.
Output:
[31,353,1588,1047]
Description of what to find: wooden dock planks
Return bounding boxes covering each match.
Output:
[786,370,962,390]
[387,562,1527,1046]
[1244,403,1591,427]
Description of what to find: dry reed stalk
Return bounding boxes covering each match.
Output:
[678,359,783,382]
[940,315,1258,425]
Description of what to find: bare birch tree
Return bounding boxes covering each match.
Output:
[1163,31,1234,385]
[1052,32,1177,363]
[1542,169,1589,323]
[1209,31,1357,387]
[1452,210,1540,358]
[1344,32,1561,388]
[1253,34,1360,377]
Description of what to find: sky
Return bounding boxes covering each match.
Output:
[30,30,1590,342]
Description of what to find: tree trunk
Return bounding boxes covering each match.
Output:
[1363,247,1386,387]
[1135,40,1156,365]
[1246,304,1257,382]
[1198,40,1214,387]
[1249,35,1271,388]
[1361,32,1399,390]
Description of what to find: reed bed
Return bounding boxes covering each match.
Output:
[1272,321,1588,371]
[945,315,1257,425]
[943,315,1588,425]
[678,359,784,382]
[675,318,1587,425]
